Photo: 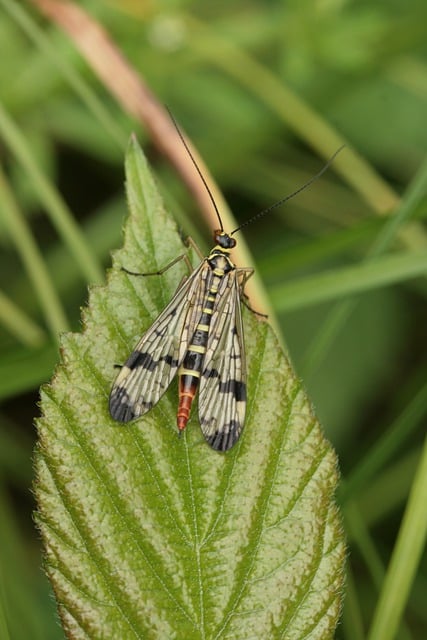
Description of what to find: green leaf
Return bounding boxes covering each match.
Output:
[35,138,345,639]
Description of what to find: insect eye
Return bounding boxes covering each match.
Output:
[214,232,236,249]
[221,235,236,249]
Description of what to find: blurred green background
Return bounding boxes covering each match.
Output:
[0,0,426,638]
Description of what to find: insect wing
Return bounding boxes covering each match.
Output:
[109,261,210,422]
[199,270,246,451]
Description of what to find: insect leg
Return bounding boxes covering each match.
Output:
[237,268,268,318]
[237,267,254,290]
[184,236,205,260]
[241,296,268,318]
[121,252,193,277]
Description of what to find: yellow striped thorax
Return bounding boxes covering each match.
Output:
[208,230,236,275]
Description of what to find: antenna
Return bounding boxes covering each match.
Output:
[231,145,345,235]
[167,106,344,236]
[166,107,224,231]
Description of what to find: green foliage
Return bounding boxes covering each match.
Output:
[35,140,345,638]
[0,0,426,638]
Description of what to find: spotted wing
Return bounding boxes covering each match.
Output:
[109,261,210,422]
[198,270,246,451]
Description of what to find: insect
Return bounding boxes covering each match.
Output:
[109,124,343,451]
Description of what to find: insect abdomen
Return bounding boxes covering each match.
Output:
[177,372,200,431]
[176,278,218,432]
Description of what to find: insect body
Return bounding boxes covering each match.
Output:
[109,121,342,451]
[109,229,253,451]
